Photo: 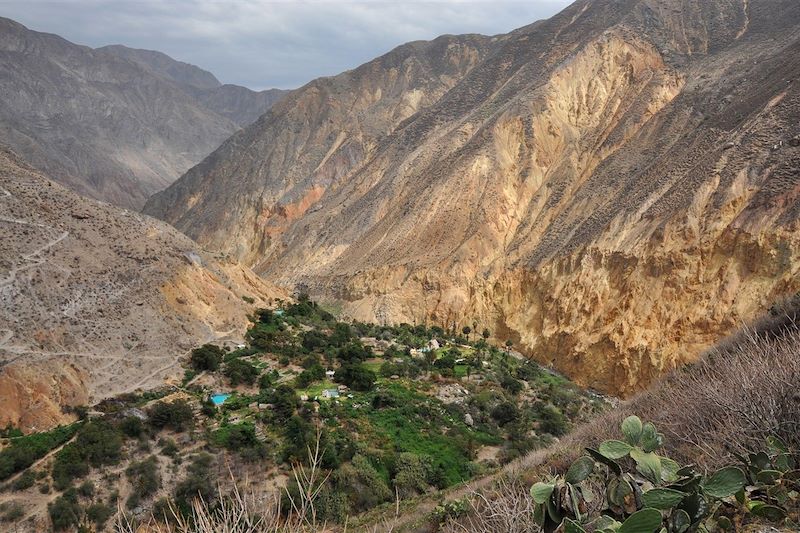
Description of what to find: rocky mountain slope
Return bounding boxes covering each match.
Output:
[0,148,285,432]
[0,19,286,209]
[101,45,289,125]
[145,0,800,396]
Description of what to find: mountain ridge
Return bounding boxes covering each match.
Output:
[0,18,288,208]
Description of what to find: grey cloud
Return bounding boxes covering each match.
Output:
[1,1,571,89]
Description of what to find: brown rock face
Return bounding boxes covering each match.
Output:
[0,149,285,432]
[0,20,286,209]
[145,0,800,396]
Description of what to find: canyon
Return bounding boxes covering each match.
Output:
[146,0,800,396]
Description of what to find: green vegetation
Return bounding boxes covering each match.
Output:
[531,416,799,532]
[0,501,24,522]
[52,420,123,490]
[147,400,193,431]
[125,456,160,508]
[0,423,79,480]
[1,295,606,529]
[190,343,224,371]
[48,488,82,531]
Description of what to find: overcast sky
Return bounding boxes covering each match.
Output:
[0,1,571,90]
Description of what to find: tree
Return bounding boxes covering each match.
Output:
[335,363,376,391]
[224,358,259,386]
[462,326,471,340]
[337,341,371,364]
[190,344,224,372]
[482,329,490,340]
[271,385,298,421]
[75,420,123,467]
[505,339,513,352]
[282,416,314,463]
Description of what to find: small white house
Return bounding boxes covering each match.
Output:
[427,339,440,351]
[325,369,336,379]
[322,389,340,399]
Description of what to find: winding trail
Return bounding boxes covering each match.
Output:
[0,178,70,289]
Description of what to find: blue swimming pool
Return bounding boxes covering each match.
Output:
[210,393,231,406]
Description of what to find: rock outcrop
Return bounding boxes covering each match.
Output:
[145,0,800,396]
[0,148,285,432]
[0,19,286,209]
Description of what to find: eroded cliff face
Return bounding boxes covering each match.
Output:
[146,0,800,396]
[0,150,286,432]
[144,35,492,265]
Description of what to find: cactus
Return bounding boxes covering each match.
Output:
[617,508,662,533]
[529,419,797,533]
[701,466,746,499]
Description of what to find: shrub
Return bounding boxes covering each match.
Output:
[491,402,519,426]
[332,455,391,513]
[393,452,433,498]
[85,502,113,528]
[119,416,145,438]
[0,501,25,522]
[148,400,193,432]
[159,438,179,458]
[77,479,94,497]
[189,344,224,372]
[48,489,82,531]
[174,454,215,516]
[500,374,523,395]
[11,470,35,491]
[535,403,569,437]
[125,456,160,508]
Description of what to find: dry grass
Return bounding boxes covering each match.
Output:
[115,434,330,533]
[114,430,400,533]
